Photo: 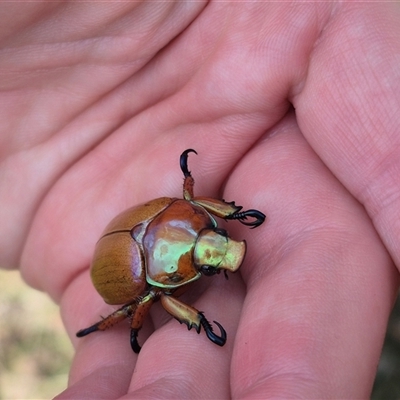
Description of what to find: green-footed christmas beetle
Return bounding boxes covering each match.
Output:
[76,149,265,353]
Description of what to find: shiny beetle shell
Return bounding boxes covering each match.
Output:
[77,149,266,353]
[91,198,216,304]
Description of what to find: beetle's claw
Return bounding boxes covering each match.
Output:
[199,313,226,347]
[130,329,141,353]
[227,209,266,229]
[76,324,99,337]
[180,149,197,178]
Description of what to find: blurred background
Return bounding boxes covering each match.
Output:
[0,270,73,399]
[0,268,399,399]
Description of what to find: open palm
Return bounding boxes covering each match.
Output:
[1,3,399,398]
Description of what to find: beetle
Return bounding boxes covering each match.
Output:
[76,149,265,353]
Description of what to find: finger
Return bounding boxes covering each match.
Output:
[18,2,324,299]
[296,2,400,271]
[128,274,245,398]
[56,270,140,398]
[227,113,397,398]
[60,262,245,397]
[55,365,131,400]
[1,2,205,270]
[58,154,247,397]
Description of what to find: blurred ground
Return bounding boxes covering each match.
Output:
[0,270,73,399]
[0,269,399,399]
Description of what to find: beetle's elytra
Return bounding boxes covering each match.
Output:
[76,149,265,353]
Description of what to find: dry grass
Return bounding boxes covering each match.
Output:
[0,269,399,399]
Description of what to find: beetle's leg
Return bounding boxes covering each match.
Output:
[198,314,226,347]
[129,291,157,353]
[76,292,157,353]
[193,196,266,228]
[180,149,197,200]
[160,293,227,347]
[226,209,266,228]
[76,302,134,337]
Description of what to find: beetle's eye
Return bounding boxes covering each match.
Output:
[200,265,219,276]
[214,228,228,237]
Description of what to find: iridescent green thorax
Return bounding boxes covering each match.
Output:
[143,200,215,288]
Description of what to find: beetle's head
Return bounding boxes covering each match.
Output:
[194,228,246,276]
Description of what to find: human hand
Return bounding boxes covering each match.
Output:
[0,3,399,398]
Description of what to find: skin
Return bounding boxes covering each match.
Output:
[0,2,399,398]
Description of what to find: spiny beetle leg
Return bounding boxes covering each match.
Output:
[161,293,227,346]
[199,313,226,347]
[129,291,157,353]
[180,149,197,178]
[76,304,133,338]
[130,329,141,353]
[227,209,266,228]
[181,149,197,200]
[76,324,99,337]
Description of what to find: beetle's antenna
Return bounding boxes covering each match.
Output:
[181,149,197,200]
